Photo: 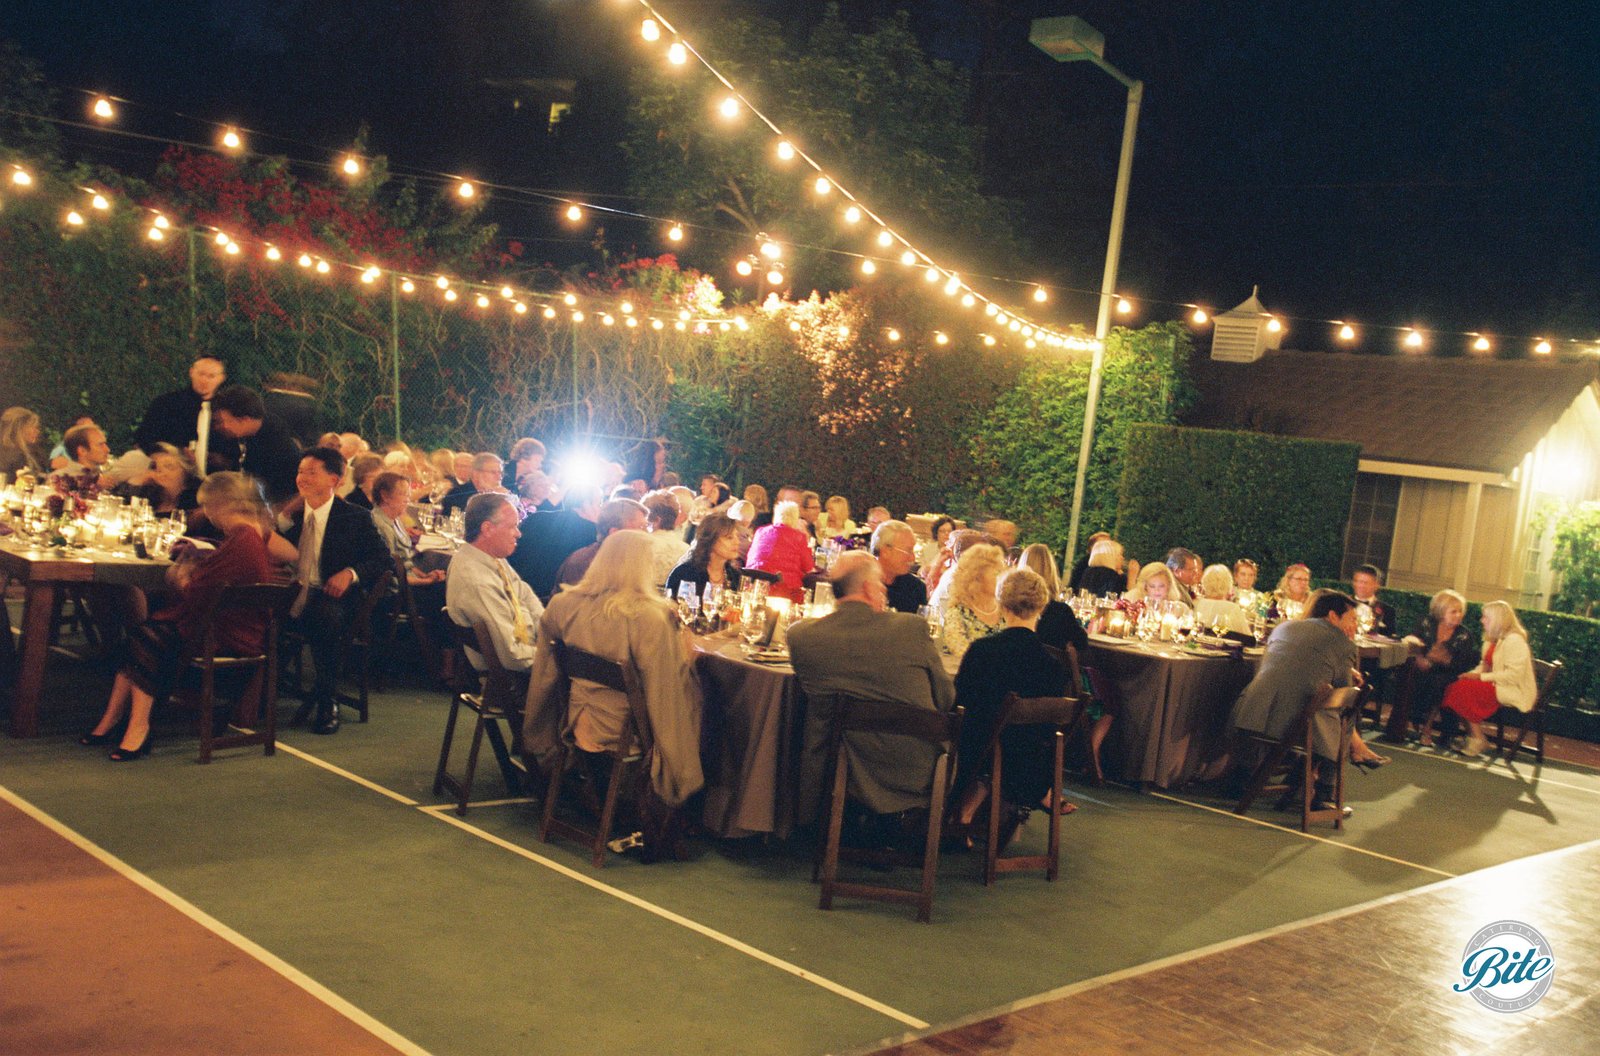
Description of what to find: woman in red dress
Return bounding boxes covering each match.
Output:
[80,472,274,760]
[1441,600,1536,757]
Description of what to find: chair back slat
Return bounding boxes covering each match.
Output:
[554,641,629,694]
[1533,658,1561,704]
[819,695,962,745]
[1000,693,1080,728]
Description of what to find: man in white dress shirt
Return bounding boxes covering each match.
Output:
[446,493,544,673]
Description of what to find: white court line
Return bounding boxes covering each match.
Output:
[1381,742,1600,797]
[273,740,419,806]
[1148,790,1457,879]
[269,740,928,1029]
[845,833,1600,1056]
[417,796,535,811]
[0,783,434,1056]
[421,808,928,1029]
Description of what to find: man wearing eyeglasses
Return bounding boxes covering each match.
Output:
[871,519,927,614]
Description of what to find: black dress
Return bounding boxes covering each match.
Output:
[953,627,1069,809]
[1077,565,1125,597]
[1036,600,1088,654]
[665,554,743,597]
[1407,617,1478,722]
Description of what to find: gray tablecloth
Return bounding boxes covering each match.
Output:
[1085,637,1258,789]
[694,638,806,839]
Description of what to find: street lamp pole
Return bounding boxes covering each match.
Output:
[1029,17,1144,566]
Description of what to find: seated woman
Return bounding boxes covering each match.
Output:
[952,568,1076,828]
[743,500,815,603]
[1271,563,1313,619]
[111,443,200,515]
[1124,562,1190,614]
[1194,563,1249,633]
[0,406,48,479]
[522,531,704,850]
[1078,537,1131,597]
[79,472,274,761]
[666,511,745,597]
[917,515,956,574]
[1018,542,1087,655]
[744,484,772,529]
[1395,589,1478,746]
[816,494,858,539]
[1442,600,1535,757]
[941,543,1006,658]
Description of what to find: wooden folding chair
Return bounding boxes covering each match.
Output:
[339,567,393,722]
[1495,659,1560,765]
[976,692,1084,885]
[381,556,440,686]
[1234,685,1363,832]
[433,620,528,815]
[176,583,297,764]
[538,640,654,867]
[815,696,964,923]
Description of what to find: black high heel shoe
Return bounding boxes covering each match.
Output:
[109,731,153,762]
[79,728,118,746]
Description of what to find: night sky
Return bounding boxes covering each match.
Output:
[4,0,1596,349]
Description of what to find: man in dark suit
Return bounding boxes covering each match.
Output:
[789,552,956,827]
[510,484,604,602]
[281,446,392,734]
[211,385,302,506]
[133,354,238,472]
[440,453,509,515]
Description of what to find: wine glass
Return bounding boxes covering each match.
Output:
[917,605,942,641]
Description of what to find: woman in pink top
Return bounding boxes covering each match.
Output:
[743,499,815,603]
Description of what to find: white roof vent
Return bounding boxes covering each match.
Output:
[1211,285,1284,362]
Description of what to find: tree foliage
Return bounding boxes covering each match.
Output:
[1549,501,1600,618]
[622,5,1026,293]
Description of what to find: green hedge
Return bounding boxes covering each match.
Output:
[1317,579,1600,743]
[1116,425,1360,581]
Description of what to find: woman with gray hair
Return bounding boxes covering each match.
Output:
[941,543,1007,658]
[951,567,1077,827]
[744,499,815,603]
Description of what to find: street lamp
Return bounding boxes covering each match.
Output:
[1030,16,1144,566]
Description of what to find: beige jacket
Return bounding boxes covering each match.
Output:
[1472,632,1537,713]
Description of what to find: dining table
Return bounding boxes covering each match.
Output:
[0,536,172,737]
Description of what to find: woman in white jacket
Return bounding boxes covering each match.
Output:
[1441,601,1536,756]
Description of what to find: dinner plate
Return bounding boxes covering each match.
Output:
[1087,633,1127,645]
[744,649,791,664]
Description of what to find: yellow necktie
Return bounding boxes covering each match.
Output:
[496,560,532,646]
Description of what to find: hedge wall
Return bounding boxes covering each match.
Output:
[1318,579,1600,743]
[1117,425,1360,581]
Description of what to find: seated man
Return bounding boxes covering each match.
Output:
[441,453,508,515]
[510,484,604,602]
[1350,563,1397,636]
[1165,547,1202,605]
[1229,590,1361,815]
[554,498,648,592]
[982,519,1018,551]
[58,422,112,474]
[281,446,393,734]
[870,519,927,614]
[789,552,956,828]
[445,493,543,673]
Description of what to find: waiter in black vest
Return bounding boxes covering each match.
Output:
[133,355,237,474]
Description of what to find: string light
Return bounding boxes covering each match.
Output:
[1404,328,1425,349]
[400,277,415,293]
[91,96,115,120]
[759,240,782,260]
[943,274,962,296]
[876,230,893,248]
[224,241,241,256]
[886,328,901,342]
[734,259,753,277]
[718,96,740,119]
[297,253,313,268]
[220,127,243,152]
[564,293,578,307]
[90,193,110,211]
[1338,323,1356,341]
[214,232,231,246]
[625,316,639,327]
[501,285,515,299]
[564,203,584,222]
[765,268,783,285]
[651,318,665,330]
[775,140,795,162]
[315,259,331,274]
[678,309,691,321]
[667,42,688,65]
[961,293,976,308]
[640,18,661,42]
[340,155,362,177]
[1191,307,1209,325]
[1116,297,1133,315]
[843,206,861,224]
[985,303,999,317]
[1025,338,1037,349]
[542,306,557,319]
[667,223,684,241]
[923,267,940,283]
[10,168,32,187]
[1473,335,1491,352]
[456,180,476,199]
[361,265,381,283]
[475,294,491,308]
[153,214,170,230]
[443,288,457,301]
[934,332,949,346]
[572,310,586,322]
[813,176,831,196]
[838,325,850,339]
[860,259,876,276]
[436,276,451,290]
[146,225,164,241]
[1535,338,1552,355]
[514,302,529,315]
[1265,316,1283,333]
[983,334,997,347]
[620,300,634,314]
[788,320,801,332]
[899,250,916,267]
[674,320,687,332]
[1033,287,1048,303]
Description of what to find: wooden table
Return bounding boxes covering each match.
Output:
[0,539,170,737]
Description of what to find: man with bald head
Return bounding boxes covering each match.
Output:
[789,552,956,826]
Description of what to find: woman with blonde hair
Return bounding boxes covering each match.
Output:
[817,494,857,538]
[1020,542,1087,654]
[1442,601,1535,756]
[942,543,1007,658]
[522,530,704,841]
[1125,562,1189,611]
[1272,563,1313,617]
[0,406,47,479]
[1396,589,1479,747]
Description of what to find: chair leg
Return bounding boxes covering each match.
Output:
[433,695,464,795]
[456,713,489,816]
[983,756,1003,887]
[1047,731,1064,882]
[919,753,951,923]
[539,744,571,844]
[818,755,848,910]
[1235,741,1288,815]
[591,757,628,868]
[197,670,215,765]
[1300,737,1315,834]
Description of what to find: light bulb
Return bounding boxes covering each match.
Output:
[900,250,916,266]
[1265,316,1282,333]
[315,259,330,274]
[341,155,361,177]
[224,242,241,256]
[92,97,115,120]
[985,303,999,317]
[667,223,684,241]
[400,278,415,293]
[362,266,381,283]
[983,334,997,347]
[564,293,578,306]
[1191,307,1209,324]
[214,232,231,246]
[735,259,753,277]
[91,194,110,211]
[1117,297,1133,314]
[651,318,664,330]
[788,320,801,332]
[760,240,781,260]
[475,294,490,308]
[843,206,861,224]
[1009,320,1022,332]
[436,276,451,290]
[876,230,893,248]
[734,317,750,332]
[620,301,634,314]
[943,275,961,296]
[719,96,740,119]
[625,316,638,328]
[297,253,313,268]
[501,285,515,299]
[1022,326,1035,338]
[961,293,976,308]
[641,18,660,42]
[514,302,528,315]
[457,181,476,199]
[1033,287,1048,303]
[601,313,615,326]
[775,140,795,161]
[667,42,688,65]
[153,214,170,229]
[678,309,691,321]
[1025,338,1037,349]
[997,313,1010,326]
[146,226,164,241]
[1338,324,1356,341]
[10,169,32,187]
[573,311,585,323]
[1404,329,1424,348]
[935,332,949,346]
[442,288,456,301]
[543,306,557,320]
[221,128,243,151]
[1535,339,1552,355]
[1472,335,1491,352]
[719,322,731,332]
[860,259,876,276]
[924,267,940,283]
[886,329,901,342]
[766,269,783,285]
[813,176,831,195]
[837,325,850,339]
[565,204,583,222]
[674,320,687,332]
